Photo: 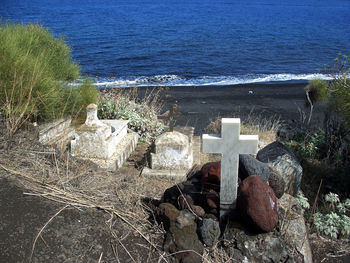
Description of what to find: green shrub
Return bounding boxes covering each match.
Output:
[324,54,350,127]
[305,79,330,104]
[98,89,164,143]
[284,129,327,161]
[0,22,98,136]
[304,79,330,124]
[313,192,350,239]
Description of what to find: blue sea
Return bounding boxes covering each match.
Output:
[1,0,350,87]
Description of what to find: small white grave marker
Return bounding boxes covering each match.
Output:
[202,118,259,218]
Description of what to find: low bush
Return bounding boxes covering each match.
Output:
[98,87,165,143]
[284,129,327,161]
[313,193,350,239]
[0,22,98,137]
[326,54,350,127]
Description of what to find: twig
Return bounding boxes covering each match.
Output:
[111,243,121,263]
[308,179,323,225]
[114,234,136,263]
[30,205,68,261]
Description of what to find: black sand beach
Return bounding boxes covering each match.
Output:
[139,82,324,134]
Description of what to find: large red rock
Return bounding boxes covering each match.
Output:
[237,175,278,232]
[200,161,220,191]
[206,189,219,209]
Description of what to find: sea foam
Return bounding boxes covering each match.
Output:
[93,73,332,88]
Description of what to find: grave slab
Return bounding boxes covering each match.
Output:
[38,118,75,151]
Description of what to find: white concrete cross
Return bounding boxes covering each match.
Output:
[202,118,259,218]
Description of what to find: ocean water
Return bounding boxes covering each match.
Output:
[1,0,350,87]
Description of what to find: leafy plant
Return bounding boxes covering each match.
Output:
[296,193,310,210]
[0,22,98,138]
[284,129,327,161]
[98,88,165,143]
[313,192,350,239]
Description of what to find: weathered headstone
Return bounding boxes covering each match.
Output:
[142,126,200,178]
[202,118,258,218]
[151,130,193,170]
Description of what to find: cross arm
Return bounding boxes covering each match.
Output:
[202,134,223,154]
[239,135,259,154]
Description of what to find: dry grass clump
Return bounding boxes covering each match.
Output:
[100,86,165,114]
[206,108,281,143]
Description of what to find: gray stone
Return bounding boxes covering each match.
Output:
[257,141,302,196]
[199,218,220,247]
[175,209,196,229]
[268,166,285,198]
[178,195,205,217]
[151,131,193,170]
[223,223,304,263]
[239,154,270,182]
[278,194,313,263]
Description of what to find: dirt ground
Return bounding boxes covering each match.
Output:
[0,122,177,262]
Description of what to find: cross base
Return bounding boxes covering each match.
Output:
[220,202,236,220]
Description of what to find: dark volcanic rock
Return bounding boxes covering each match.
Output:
[178,194,205,217]
[198,218,220,247]
[257,141,302,196]
[237,175,278,232]
[158,203,180,230]
[163,210,204,263]
[239,154,270,182]
[163,181,202,208]
[268,166,285,198]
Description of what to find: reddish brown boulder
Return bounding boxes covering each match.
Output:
[201,161,221,191]
[237,175,278,232]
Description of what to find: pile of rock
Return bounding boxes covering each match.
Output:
[156,141,311,263]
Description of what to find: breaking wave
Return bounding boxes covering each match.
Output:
[93,73,332,88]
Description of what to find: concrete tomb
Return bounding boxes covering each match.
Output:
[71,104,138,170]
[202,118,259,218]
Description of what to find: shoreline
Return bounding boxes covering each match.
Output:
[136,82,324,134]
